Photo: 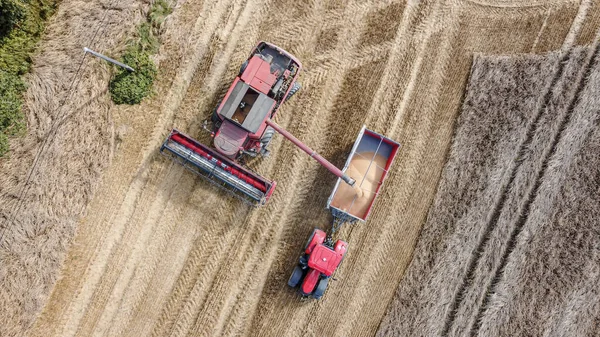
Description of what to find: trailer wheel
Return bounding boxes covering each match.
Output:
[313,278,329,299]
[285,82,301,101]
[288,266,303,288]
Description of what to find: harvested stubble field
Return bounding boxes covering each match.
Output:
[0,0,598,336]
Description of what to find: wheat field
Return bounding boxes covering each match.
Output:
[0,0,598,336]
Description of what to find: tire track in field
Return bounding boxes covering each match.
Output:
[561,0,591,50]
[446,48,585,336]
[365,0,438,130]
[150,204,246,337]
[77,162,187,337]
[89,164,209,336]
[440,45,570,337]
[103,173,206,337]
[29,0,234,335]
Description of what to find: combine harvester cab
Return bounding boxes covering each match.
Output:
[327,125,400,222]
[160,129,276,205]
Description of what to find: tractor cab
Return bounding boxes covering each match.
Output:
[307,243,346,277]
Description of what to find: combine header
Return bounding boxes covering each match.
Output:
[161,41,356,205]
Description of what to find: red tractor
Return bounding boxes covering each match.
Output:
[287,229,348,299]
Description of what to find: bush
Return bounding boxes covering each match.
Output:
[0,71,26,156]
[149,0,173,32]
[0,0,26,38]
[109,48,157,105]
[108,0,172,105]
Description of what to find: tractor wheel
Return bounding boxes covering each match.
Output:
[299,255,309,267]
[288,266,303,288]
[285,82,301,101]
[304,229,317,251]
[313,278,329,299]
[239,60,249,76]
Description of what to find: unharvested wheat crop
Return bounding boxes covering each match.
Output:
[377,44,600,337]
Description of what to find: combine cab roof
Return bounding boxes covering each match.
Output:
[219,79,275,134]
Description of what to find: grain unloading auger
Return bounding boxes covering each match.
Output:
[160,41,357,205]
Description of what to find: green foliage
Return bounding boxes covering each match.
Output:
[0,0,26,38]
[0,71,26,155]
[0,29,37,74]
[109,48,157,105]
[0,0,58,156]
[149,0,172,32]
[135,22,159,54]
[108,0,172,105]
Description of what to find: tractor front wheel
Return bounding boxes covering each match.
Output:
[313,277,329,299]
[288,266,303,288]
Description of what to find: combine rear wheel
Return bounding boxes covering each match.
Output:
[285,82,301,101]
[313,278,329,299]
[260,126,275,155]
[288,266,303,287]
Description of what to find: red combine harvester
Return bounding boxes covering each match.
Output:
[288,126,400,299]
[160,41,356,205]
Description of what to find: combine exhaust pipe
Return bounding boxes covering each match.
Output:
[265,119,356,186]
